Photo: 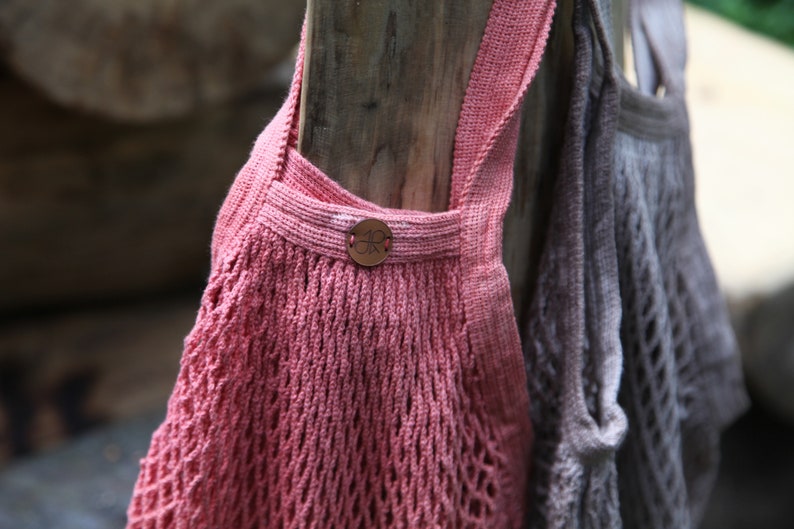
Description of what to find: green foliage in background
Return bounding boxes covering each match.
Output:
[687,0,794,46]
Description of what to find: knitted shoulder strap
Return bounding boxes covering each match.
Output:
[561,0,627,458]
[448,0,556,419]
[629,0,687,95]
[449,0,556,211]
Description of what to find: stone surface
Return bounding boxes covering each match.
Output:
[736,282,794,423]
[0,411,163,529]
[0,65,286,313]
[0,297,193,462]
[701,404,794,529]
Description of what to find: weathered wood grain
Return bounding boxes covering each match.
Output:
[0,0,303,121]
[298,0,493,211]
[0,65,287,313]
[506,0,575,322]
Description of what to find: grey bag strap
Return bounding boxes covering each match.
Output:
[629,0,687,95]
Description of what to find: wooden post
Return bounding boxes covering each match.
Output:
[299,0,575,318]
[298,0,492,212]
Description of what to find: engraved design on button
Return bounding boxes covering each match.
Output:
[347,218,393,266]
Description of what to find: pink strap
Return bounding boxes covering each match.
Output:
[450,0,556,210]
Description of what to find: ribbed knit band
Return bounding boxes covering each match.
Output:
[261,148,462,263]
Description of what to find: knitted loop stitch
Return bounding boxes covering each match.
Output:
[126,1,556,528]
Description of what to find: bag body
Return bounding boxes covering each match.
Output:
[523,0,748,527]
[125,2,556,528]
[613,0,749,526]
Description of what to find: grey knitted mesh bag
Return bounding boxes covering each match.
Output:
[522,0,749,526]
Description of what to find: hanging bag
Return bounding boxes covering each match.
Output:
[125,1,556,528]
[523,0,748,526]
[613,0,748,526]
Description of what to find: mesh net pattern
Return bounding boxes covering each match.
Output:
[124,0,561,524]
[612,132,748,529]
[522,0,748,526]
[127,226,524,529]
[612,138,692,529]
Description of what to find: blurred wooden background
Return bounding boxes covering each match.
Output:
[0,0,303,458]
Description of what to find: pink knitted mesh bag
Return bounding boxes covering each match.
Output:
[125,1,555,527]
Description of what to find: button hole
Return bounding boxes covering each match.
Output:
[349,234,355,247]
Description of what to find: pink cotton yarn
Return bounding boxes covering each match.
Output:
[125,1,555,528]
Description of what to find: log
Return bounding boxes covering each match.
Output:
[0,0,304,121]
[0,63,289,313]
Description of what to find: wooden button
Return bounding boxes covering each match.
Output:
[347,219,393,266]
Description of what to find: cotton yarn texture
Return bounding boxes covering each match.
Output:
[522,0,748,527]
[125,1,556,528]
